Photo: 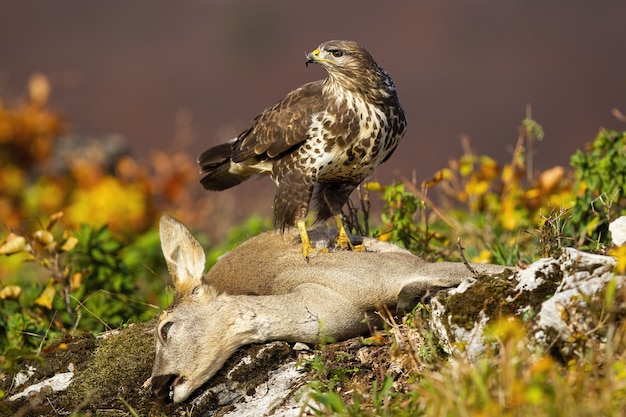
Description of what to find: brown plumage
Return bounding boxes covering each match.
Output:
[198,40,407,258]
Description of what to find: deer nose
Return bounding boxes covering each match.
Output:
[149,373,179,402]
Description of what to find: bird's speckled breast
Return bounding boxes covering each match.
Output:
[292,92,405,183]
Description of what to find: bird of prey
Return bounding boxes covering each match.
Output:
[198,40,407,259]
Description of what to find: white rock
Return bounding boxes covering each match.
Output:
[508,258,550,294]
[451,310,491,360]
[12,365,36,388]
[292,342,310,351]
[535,248,617,343]
[609,216,626,246]
[430,247,622,361]
[222,361,308,417]
[9,370,74,401]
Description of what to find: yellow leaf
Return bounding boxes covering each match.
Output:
[459,155,476,177]
[47,211,64,231]
[488,318,524,342]
[586,217,600,236]
[33,229,56,252]
[524,385,546,405]
[0,285,22,300]
[501,164,515,183]
[530,356,555,376]
[499,201,523,230]
[33,230,54,246]
[34,281,56,309]
[614,361,626,381]
[609,246,626,274]
[0,164,25,195]
[465,178,490,196]
[363,181,383,192]
[524,188,542,200]
[501,212,522,231]
[0,234,26,255]
[425,168,453,187]
[60,235,78,252]
[471,250,492,264]
[539,166,564,193]
[70,272,82,291]
[479,156,499,180]
[362,333,386,345]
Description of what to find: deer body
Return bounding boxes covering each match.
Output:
[147,214,508,403]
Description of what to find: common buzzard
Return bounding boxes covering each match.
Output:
[198,40,407,258]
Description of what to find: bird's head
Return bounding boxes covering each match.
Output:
[305,40,393,100]
[305,40,373,72]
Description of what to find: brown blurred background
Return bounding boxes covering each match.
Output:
[1,1,625,232]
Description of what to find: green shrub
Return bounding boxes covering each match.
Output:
[569,129,626,248]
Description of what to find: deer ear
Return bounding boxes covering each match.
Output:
[159,214,206,292]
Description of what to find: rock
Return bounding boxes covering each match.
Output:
[189,341,305,415]
[431,248,622,361]
[8,365,74,401]
[209,360,308,417]
[8,372,74,402]
[610,216,626,246]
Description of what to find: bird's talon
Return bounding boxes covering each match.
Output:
[302,243,315,261]
[335,234,354,251]
[335,237,364,252]
[351,244,365,252]
[302,245,329,261]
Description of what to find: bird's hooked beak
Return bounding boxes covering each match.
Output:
[305,48,321,67]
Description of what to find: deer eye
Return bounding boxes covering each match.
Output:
[160,321,173,341]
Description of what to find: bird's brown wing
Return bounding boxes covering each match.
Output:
[231,80,326,162]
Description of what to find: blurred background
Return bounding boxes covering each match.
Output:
[1,0,626,235]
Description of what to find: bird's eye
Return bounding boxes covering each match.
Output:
[329,49,343,58]
[160,321,173,341]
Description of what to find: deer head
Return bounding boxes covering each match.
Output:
[146,214,254,402]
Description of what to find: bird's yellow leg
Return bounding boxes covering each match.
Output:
[333,214,364,252]
[297,219,315,260]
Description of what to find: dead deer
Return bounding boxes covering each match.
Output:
[145,214,507,402]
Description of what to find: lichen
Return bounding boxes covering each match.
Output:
[435,265,561,341]
[440,269,517,330]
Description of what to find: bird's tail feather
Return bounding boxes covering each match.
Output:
[198,141,250,191]
[197,141,235,167]
[200,163,249,191]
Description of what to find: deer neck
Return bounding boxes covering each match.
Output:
[225,292,327,346]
